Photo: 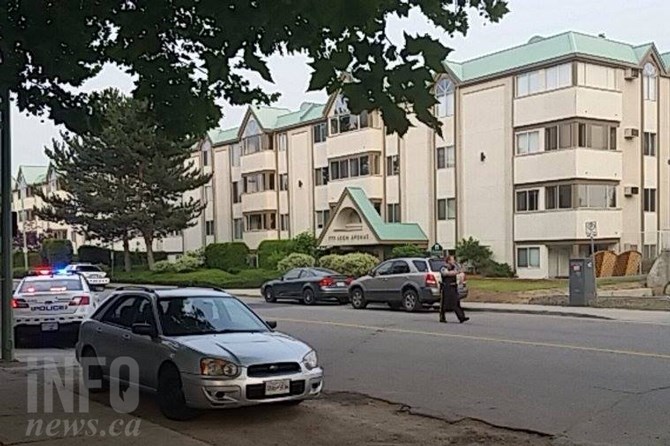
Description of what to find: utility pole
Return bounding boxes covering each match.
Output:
[1,87,14,361]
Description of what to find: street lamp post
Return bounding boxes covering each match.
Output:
[1,87,14,361]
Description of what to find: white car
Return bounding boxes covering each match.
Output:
[13,272,97,341]
[65,263,110,290]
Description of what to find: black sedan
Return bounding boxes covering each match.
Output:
[261,267,352,305]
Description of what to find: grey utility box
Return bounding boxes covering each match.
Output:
[568,258,597,306]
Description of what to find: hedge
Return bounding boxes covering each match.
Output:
[204,243,249,272]
[257,239,293,270]
[391,244,427,259]
[77,245,167,267]
[318,252,378,278]
[277,253,315,273]
[40,239,74,267]
[12,251,41,268]
[112,268,279,289]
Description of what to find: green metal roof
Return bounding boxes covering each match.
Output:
[445,31,666,83]
[250,106,291,130]
[274,103,326,128]
[662,52,670,71]
[346,187,428,242]
[17,165,48,185]
[208,127,239,146]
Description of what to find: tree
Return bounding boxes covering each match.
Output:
[455,237,493,273]
[291,232,319,258]
[1,1,508,137]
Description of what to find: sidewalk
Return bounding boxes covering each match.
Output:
[226,289,670,325]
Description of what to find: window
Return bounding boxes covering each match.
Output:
[233,218,244,239]
[205,220,215,236]
[516,63,572,98]
[329,95,370,135]
[447,198,456,220]
[644,132,657,156]
[202,149,210,167]
[545,185,573,210]
[559,123,573,149]
[413,260,429,272]
[231,143,242,167]
[277,133,288,152]
[516,189,539,212]
[445,146,455,168]
[101,296,140,328]
[232,182,242,203]
[545,126,558,151]
[644,188,657,212]
[374,261,394,276]
[387,203,401,223]
[280,214,289,232]
[517,247,540,268]
[576,122,617,150]
[516,131,540,155]
[576,184,617,209]
[315,210,330,229]
[204,185,213,204]
[643,244,658,260]
[386,155,400,176]
[437,199,447,220]
[391,261,411,275]
[243,172,275,193]
[329,154,379,180]
[283,269,302,280]
[643,63,657,101]
[279,174,288,191]
[435,78,455,117]
[373,201,381,216]
[436,147,445,169]
[314,167,329,186]
[313,123,327,144]
[246,212,277,231]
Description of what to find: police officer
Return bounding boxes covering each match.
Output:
[439,255,469,323]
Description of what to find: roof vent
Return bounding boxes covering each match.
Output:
[598,33,606,38]
[528,35,545,44]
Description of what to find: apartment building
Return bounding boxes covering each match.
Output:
[172,31,670,279]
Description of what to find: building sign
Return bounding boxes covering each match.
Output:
[585,221,598,238]
[430,243,443,255]
[327,233,371,243]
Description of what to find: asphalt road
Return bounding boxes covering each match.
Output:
[15,291,670,446]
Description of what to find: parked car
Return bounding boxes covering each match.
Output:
[261,267,353,305]
[348,257,468,312]
[76,286,323,420]
[13,270,97,342]
[65,263,110,290]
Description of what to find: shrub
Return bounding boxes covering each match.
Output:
[40,239,74,267]
[78,245,112,265]
[319,254,346,272]
[455,237,494,273]
[480,260,515,278]
[277,253,316,273]
[339,253,378,278]
[391,244,427,259]
[205,243,250,272]
[291,232,318,258]
[13,267,28,279]
[173,255,202,273]
[257,240,293,270]
[12,251,41,268]
[153,260,175,273]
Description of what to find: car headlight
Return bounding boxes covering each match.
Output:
[302,350,318,370]
[200,358,240,377]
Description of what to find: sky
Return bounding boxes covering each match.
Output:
[10,0,670,173]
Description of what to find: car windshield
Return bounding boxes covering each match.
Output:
[157,296,269,336]
[77,265,102,272]
[19,278,83,293]
[311,267,338,275]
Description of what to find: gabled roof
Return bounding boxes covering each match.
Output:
[207,127,239,146]
[445,31,668,83]
[16,165,48,186]
[274,103,326,128]
[249,105,291,130]
[661,52,670,71]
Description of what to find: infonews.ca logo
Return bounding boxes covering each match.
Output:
[25,356,141,438]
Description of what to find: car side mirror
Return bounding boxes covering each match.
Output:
[131,323,157,338]
[266,320,277,329]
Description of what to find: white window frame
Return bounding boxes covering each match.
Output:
[435,78,455,118]
[515,130,540,155]
[315,210,330,229]
[644,132,657,156]
[233,218,244,240]
[280,214,289,232]
[643,63,657,101]
[205,220,215,237]
[446,198,456,220]
[278,133,288,152]
[386,203,401,223]
[517,247,541,268]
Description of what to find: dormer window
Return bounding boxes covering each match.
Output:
[329,95,369,135]
[643,63,657,101]
[242,117,270,155]
[435,78,455,117]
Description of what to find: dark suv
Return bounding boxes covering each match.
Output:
[348,257,468,312]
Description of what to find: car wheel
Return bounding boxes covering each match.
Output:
[264,286,276,303]
[402,289,420,312]
[157,364,198,421]
[302,288,316,305]
[81,347,108,394]
[350,288,368,309]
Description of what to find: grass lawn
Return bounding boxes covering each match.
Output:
[112,268,279,289]
[468,278,566,293]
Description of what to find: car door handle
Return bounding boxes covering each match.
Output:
[122,334,131,341]
[95,327,103,333]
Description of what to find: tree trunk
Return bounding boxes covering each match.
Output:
[144,233,155,270]
[122,234,132,273]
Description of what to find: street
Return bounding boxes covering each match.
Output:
[14,294,670,446]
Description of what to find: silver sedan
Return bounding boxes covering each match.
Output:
[76,287,323,420]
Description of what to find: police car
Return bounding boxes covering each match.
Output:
[13,270,97,339]
[64,263,110,290]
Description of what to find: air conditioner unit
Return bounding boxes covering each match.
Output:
[624,128,639,139]
[624,186,639,197]
[625,68,639,80]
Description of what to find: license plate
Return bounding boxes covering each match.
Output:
[41,322,59,332]
[336,282,345,287]
[265,379,290,396]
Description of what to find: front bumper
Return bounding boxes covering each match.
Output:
[181,367,324,409]
[86,278,110,287]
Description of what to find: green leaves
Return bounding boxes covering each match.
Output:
[404,34,453,73]
[242,49,274,83]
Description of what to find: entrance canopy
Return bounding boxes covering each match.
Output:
[318,187,428,248]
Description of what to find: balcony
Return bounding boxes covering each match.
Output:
[326,127,383,160]
[515,149,623,184]
[515,209,622,242]
[241,191,277,213]
[514,87,623,127]
[327,176,383,204]
[240,150,275,174]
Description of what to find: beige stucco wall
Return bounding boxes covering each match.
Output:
[287,128,313,236]
[213,145,232,242]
